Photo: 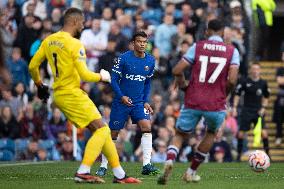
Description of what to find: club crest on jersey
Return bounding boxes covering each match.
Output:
[144,66,149,71]
[79,48,84,56]
[144,108,149,115]
[113,121,120,125]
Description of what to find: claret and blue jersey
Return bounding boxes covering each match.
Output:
[109,50,155,130]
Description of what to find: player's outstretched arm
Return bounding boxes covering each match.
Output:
[73,44,105,83]
[74,59,101,83]
[172,59,190,90]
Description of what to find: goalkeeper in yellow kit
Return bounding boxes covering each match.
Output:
[29,8,140,184]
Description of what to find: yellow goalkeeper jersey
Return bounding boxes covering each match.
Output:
[29,31,101,91]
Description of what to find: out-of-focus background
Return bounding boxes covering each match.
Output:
[0,0,284,163]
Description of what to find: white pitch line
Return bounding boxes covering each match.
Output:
[0,161,56,167]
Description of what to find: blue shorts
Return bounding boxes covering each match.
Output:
[109,101,150,131]
[176,107,226,133]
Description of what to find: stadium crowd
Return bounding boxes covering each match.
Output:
[0,0,278,163]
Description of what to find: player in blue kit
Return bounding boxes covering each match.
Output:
[96,31,160,176]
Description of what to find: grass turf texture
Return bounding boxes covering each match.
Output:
[0,162,283,189]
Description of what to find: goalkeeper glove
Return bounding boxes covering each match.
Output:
[37,83,50,103]
[100,69,111,83]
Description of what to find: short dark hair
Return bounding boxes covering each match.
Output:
[250,62,260,68]
[132,31,148,41]
[63,8,83,24]
[207,19,224,32]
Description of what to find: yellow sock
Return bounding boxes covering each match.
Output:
[81,126,110,166]
[102,134,120,168]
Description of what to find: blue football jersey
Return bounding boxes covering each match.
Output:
[111,50,155,103]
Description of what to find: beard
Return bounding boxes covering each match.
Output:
[74,30,82,39]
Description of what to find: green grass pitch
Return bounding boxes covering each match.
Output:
[0,162,283,189]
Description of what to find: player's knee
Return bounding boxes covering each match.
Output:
[88,119,106,132]
[140,125,151,133]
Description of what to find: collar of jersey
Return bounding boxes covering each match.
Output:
[208,35,223,42]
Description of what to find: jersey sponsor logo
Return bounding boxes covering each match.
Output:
[79,48,84,56]
[125,74,146,81]
[112,69,122,77]
[144,66,149,71]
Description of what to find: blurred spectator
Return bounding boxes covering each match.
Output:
[22,0,47,20]
[210,137,233,163]
[205,0,224,18]
[50,8,63,32]
[95,0,120,16]
[60,136,73,160]
[0,31,12,92]
[101,7,114,34]
[154,127,170,147]
[195,11,217,41]
[117,14,134,39]
[116,140,130,162]
[151,94,164,129]
[152,47,170,92]
[4,0,22,25]
[152,140,167,163]
[20,103,44,140]
[7,47,30,88]
[169,40,191,79]
[0,88,22,119]
[224,109,238,138]
[252,0,276,60]
[0,105,20,139]
[115,7,124,18]
[0,138,15,161]
[13,82,29,107]
[0,7,17,60]
[171,22,186,51]
[154,14,177,58]
[23,140,38,160]
[80,18,108,71]
[164,3,182,21]
[178,3,200,36]
[82,0,97,29]
[117,129,133,160]
[42,18,52,31]
[141,2,162,25]
[98,39,118,73]
[14,14,41,61]
[44,108,67,141]
[108,22,129,53]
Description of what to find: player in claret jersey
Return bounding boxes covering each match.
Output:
[157,19,240,184]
